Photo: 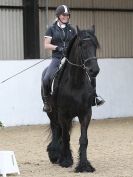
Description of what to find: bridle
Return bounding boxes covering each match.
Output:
[66,37,97,70]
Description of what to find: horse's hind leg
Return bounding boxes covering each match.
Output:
[58,116,73,168]
[47,113,62,164]
[75,109,95,172]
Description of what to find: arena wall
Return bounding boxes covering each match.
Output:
[0,59,133,126]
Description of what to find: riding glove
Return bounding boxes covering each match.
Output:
[55,46,64,52]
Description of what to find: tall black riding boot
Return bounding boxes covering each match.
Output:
[91,77,105,106]
[42,96,52,112]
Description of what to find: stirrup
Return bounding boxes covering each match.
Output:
[43,96,52,112]
[95,96,105,106]
[43,104,52,112]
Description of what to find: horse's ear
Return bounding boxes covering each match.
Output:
[90,25,95,34]
[76,25,80,34]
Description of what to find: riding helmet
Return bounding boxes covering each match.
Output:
[56,5,70,17]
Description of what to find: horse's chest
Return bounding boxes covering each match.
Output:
[58,76,93,110]
[58,88,90,108]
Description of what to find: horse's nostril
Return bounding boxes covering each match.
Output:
[89,69,93,73]
[89,69,98,77]
[90,70,95,75]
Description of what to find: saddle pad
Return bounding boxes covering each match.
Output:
[51,57,66,94]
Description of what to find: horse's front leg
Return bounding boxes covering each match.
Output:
[47,113,62,164]
[75,109,95,172]
[58,116,73,168]
[47,123,62,164]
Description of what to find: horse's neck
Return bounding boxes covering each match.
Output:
[70,68,85,87]
[67,56,86,87]
[66,37,86,87]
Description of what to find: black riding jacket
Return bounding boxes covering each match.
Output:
[45,21,76,59]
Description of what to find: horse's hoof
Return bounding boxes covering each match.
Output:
[75,161,95,173]
[47,151,59,164]
[47,144,60,164]
[59,158,73,168]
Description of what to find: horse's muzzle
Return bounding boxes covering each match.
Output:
[88,68,100,77]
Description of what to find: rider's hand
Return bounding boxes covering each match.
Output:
[55,46,67,57]
[55,46,64,52]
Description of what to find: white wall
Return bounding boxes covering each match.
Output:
[0,59,133,127]
[94,59,133,119]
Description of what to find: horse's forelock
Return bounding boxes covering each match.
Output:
[89,32,100,48]
[79,30,100,48]
[66,29,100,59]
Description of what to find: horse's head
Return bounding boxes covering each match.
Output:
[77,25,100,77]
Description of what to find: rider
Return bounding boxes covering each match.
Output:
[42,5,105,112]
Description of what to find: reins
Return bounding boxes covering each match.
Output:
[66,56,97,70]
[65,58,85,69]
[0,57,51,84]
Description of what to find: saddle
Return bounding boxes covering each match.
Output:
[50,57,66,95]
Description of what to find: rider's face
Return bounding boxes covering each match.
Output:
[59,14,70,24]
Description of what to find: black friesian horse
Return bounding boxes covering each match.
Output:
[41,26,100,172]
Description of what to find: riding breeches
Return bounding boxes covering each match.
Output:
[42,58,61,95]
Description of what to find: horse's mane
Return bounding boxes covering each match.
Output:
[65,34,77,59]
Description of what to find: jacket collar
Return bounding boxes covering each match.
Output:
[53,21,70,29]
